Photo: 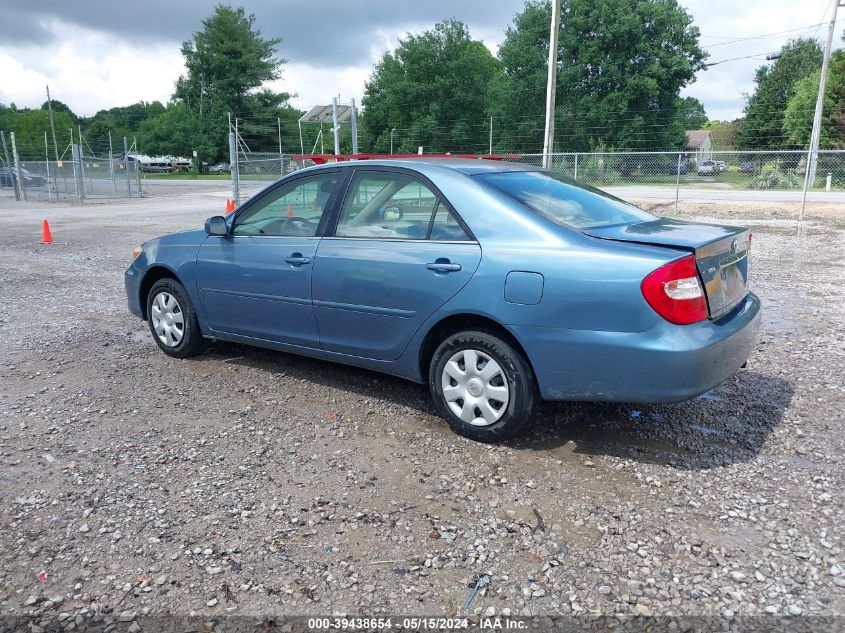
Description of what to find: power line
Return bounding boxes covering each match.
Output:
[700,23,828,48]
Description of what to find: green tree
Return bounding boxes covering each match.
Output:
[176,4,283,114]
[137,103,203,157]
[0,103,75,160]
[676,96,708,130]
[81,101,166,155]
[362,19,501,153]
[738,38,823,149]
[782,49,845,148]
[169,4,290,162]
[42,99,78,124]
[704,119,743,151]
[491,0,707,152]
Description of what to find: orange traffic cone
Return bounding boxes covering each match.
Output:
[286,203,293,218]
[40,220,53,245]
[225,198,235,213]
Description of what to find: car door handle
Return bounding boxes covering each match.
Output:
[426,261,462,273]
[284,253,311,266]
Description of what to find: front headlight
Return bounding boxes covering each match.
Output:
[131,246,142,261]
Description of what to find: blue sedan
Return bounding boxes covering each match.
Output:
[125,159,760,442]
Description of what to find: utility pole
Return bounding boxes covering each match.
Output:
[331,97,340,156]
[806,0,843,187]
[46,85,59,161]
[542,0,561,169]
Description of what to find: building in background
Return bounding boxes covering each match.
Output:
[686,130,714,163]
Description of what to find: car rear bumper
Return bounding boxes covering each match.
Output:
[125,268,144,319]
[513,292,761,403]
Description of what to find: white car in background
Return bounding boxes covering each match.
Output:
[697,160,716,176]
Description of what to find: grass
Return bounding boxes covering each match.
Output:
[142,172,231,180]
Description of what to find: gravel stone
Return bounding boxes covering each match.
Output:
[0,192,843,624]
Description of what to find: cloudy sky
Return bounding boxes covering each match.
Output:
[1,0,842,123]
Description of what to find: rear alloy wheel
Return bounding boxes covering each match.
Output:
[429,330,537,442]
[146,278,206,358]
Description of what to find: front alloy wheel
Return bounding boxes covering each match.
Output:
[145,278,206,358]
[150,291,185,347]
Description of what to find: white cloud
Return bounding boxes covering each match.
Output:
[0,24,181,115]
[1,2,843,125]
[0,52,52,107]
[274,63,371,111]
[679,0,842,120]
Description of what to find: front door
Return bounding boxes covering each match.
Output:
[195,171,341,346]
[313,169,481,360]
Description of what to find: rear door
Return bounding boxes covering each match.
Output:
[312,168,481,360]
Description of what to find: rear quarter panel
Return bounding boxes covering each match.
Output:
[393,169,685,381]
[410,169,680,332]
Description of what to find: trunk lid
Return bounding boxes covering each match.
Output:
[584,218,750,319]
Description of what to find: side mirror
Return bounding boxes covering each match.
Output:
[205,215,229,236]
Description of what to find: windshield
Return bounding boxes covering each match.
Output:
[476,170,656,230]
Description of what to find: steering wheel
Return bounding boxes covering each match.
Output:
[280,216,317,234]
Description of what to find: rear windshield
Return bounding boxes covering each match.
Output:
[476,170,656,230]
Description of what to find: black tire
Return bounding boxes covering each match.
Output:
[145,278,207,358]
[429,330,537,443]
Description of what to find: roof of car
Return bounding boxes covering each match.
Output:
[304,157,542,176]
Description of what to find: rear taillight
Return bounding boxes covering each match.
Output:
[641,255,708,325]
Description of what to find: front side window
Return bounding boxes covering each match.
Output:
[335,172,441,240]
[476,170,656,230]
[232,173,339,236]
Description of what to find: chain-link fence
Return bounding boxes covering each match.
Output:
[514,150,845,216]
[12,155,143,202]
[231,147,845,218]
[232,152,312,201]
[0,130,145,202]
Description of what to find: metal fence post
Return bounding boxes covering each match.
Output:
[44,131,53,203]
[1,131,19,201]
[574,153,579,180]
[10,133,26,201]
[134,136,142,197]
[229,132,240,204]
[108,131,116,196]
[123,137,131,197]
[78,126,88,196]
[674,152,682,213]
[71,143,83,202]
[277,117,284,176]
[799,148,811,222]
[351,98,359,155]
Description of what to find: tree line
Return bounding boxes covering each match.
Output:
[2,1,844,165]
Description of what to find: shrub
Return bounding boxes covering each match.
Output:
[749,166,801,189]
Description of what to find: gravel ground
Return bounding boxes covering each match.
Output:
[0,186,843,630]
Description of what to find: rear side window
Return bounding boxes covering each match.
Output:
[476,171,655,230]
[335,171,469,241]
[429,204,471,241]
